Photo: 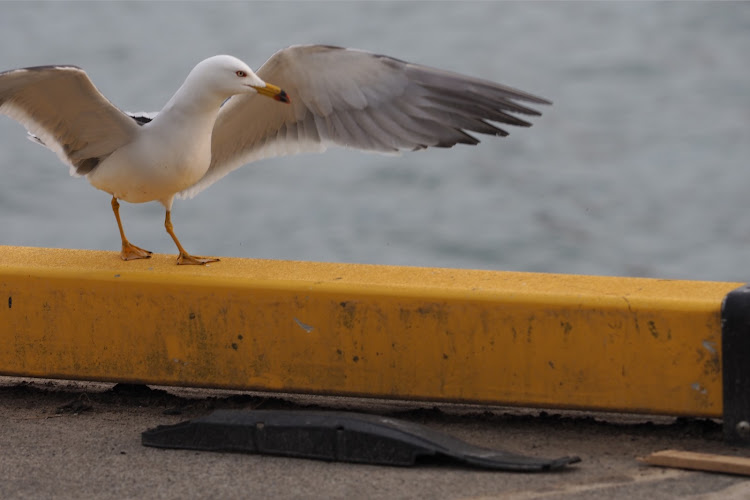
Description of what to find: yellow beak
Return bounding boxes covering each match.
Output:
[252,82,290,103]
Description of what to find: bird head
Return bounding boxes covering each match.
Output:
[191,55,290,103]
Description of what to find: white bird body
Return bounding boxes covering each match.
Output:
[87,124,208,207]
[88,99,217,207]
[0,45,549,264]
[89,55,265,208]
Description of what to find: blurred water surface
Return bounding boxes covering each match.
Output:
[1,2,749,281]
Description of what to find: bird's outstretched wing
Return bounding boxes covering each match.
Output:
[180,45,551,198]
[0,65,139,175]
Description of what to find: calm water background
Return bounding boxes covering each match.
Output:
[1,1,748,281]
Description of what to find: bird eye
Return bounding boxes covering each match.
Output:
[236,70,247,77]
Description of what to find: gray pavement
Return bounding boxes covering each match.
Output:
[1,377,749,499]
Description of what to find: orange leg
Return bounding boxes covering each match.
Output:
[111,196,152,261]
[164,210,219,265]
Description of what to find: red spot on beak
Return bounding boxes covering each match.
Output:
[275,89,290,103]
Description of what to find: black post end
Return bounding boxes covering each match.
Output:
[721,284,750,445]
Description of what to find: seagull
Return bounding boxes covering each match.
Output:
[0,45,550,265]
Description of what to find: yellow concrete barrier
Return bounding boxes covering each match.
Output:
[0,245,741,417]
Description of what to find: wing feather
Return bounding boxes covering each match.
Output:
[180,45,550,199]
[0,65,139,176]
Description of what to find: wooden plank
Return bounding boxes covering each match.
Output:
[640,450,750,476]
[0,245,741,416]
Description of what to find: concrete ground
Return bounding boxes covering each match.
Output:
[1,377,749,499]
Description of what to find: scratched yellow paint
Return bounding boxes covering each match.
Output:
[0,245,741,417]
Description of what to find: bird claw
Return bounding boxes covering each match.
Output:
[176,253,219,266]
[120,242,153,261]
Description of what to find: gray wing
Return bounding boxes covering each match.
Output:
[180,44,551,199]
[0,65,140,176]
